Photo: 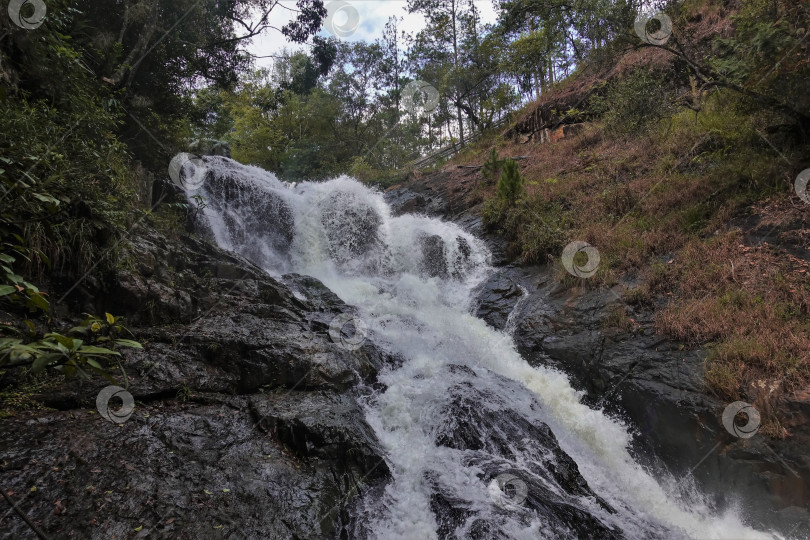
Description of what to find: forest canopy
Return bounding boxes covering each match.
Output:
[0,0,807,287]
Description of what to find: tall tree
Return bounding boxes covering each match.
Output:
[71,0,328,168]
[380,16,406,112]
[408,0,478,144]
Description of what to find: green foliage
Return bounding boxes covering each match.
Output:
[482,148,504,181]
[596,68,676,136]
[0,313,141,382]
[710,0,809,119]
[348,157,408,188]
[482,196,569,262]
[0,239,50,313]
[0,100,133,276]
[62,0,327,169]
[496,159,524,203]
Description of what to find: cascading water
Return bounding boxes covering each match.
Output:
[180,155,782,539]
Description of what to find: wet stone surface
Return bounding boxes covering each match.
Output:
[0,223,394,539]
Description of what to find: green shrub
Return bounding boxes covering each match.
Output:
[496,159,524,203]
[482,194,569,263]
[0,309,142,383]
[482,148,503,181]
[600,68,676,136]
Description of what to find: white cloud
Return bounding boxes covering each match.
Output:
[245,0,498,69]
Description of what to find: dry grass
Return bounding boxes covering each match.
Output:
[601,304,639,334]
[654,229,810,399]
[450,85,810,424]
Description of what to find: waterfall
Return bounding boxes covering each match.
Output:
[183,155,780,539]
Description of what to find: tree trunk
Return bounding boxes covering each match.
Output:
[450,0,464,145]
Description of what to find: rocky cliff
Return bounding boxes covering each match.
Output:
[1,224,396,538]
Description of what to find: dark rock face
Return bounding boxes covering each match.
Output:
[418,234,475,280]
[473,275,524,329]
[320,192,382,265]
[450,236,475,280]
[199,156,295,260]
[428,374,624,540]
[385,181,509,266]
[419,233,448,278]
[384,178,450,217]
[0,223,394,539]
[1,395,371,539]
[253,391,388,478]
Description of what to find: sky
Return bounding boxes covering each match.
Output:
[246,0,499,69]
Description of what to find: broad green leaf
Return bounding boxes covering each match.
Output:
[6,342,36,354]
[32,354,54,373]
[86,360,116,383]
[105,313,115,324]
[22,281,39,292]
[46,333,75,349]
[32,193,60,205]
[27,293,50,312]
[114,339,143,349]
[0,285,16,296]
[86,358,103,370]
[78,345,120,356]
[42,342,68,356]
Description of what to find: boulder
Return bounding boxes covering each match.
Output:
[419,233,448,278]
[199,156,295,260]
[427,368,623,539]
[320,191,382,265]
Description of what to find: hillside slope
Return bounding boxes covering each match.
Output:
[384,1,810,529]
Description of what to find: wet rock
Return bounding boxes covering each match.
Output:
[1,222,394,539]
[473,262,810,535]
[385,179,450,217]
[252,391,389,478]
[320,192,382,264]
[200,156,295,258]
[419,233,448,278]
[473,269,525,329]
[0,395,384,539]
[430,377,623,539]
[449,236,475,280]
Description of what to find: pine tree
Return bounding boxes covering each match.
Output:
[496,159,524,203]
[482,147,503,181]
